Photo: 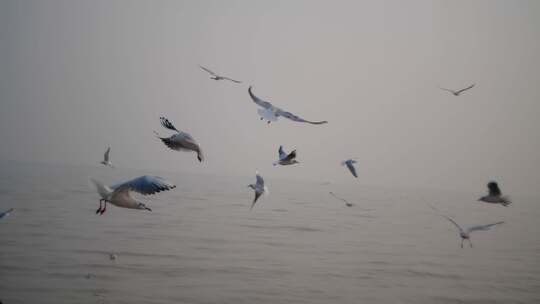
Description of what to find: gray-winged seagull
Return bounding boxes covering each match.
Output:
[248,86,328,125]
[90,175,176,215]
[154,117,204,162]
[273,146,299,166]
[100,147,114,168]
[199,65,241,83]
[248,172,269,210]
[341,159,358,178]
[439,84,475,96]
[442,215,503,248]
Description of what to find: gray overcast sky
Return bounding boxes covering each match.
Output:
[1,0,539,194]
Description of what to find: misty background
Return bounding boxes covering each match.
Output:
[1,0,539,195]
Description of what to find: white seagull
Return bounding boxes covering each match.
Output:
[273,146,299,166]
[248,172,269,210]
[90,175,176,215]
[0,208,14,219]
[439,83,475,96]
[154,117,204,162]
[341,159,358,178]
[248,86,328,125]
[478,181,511,206]
[100,147,114,168]
[329,192,354,207]
[442,215,504,248]
[199,65,241,83]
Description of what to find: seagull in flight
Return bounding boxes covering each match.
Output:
[0,208,14,219]
[478,181,511,206]
[273,146,299,166]
[90,175,176,215]
[248,172,268,210]
[329,192,354,207]
[341,159,358,178]
[199,65,241,83]
[439,84,475,96]
[248,86,328,125]
[154,117,204,162]
[100,147,114,168]
[441,215,503,248]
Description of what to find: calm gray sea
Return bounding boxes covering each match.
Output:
[1,161,539,303]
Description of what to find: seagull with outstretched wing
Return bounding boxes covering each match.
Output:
[440,214,503,248]
[478,181,511,206]
[154,117,204,162]
[90,175,176,215]
[439,83,475,96]
[248,172,269,210]
[199,65,241,83]
[341,159,358,178]
[273,146,299,166]
[329,192,354,207]
[100,147,114,168]
[248,86,328,125]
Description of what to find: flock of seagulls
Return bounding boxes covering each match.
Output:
[88,72,509,248]
[0,66,511,251]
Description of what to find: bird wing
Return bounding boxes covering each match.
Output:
[255,173,264,188]
[111,175,176,196]
[222,77,242,83]
[278,146,287,160]
[160,117,180,132]
[274,108,328,125]
[487,182,501,196]
[467,221,504,234]
[442,215,465,233]
[251,191,262,210]
[199,65,217,76]
[104,147,110,162]
[283,150,297,162]
[0,208,14,219]
[329,192,349,204]
[346,161,358,178]
[438,87,456,94]
[248,86,273,109]
[455,84,475,94]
